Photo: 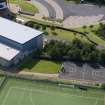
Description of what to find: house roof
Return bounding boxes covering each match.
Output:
[0,17,43,44]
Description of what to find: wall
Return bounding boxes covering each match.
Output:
[0,34,43,67]
[0,57,10,67]
[0,36,22,50]
[22,34,43,51]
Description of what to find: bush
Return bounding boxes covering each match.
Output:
[34,24,41,29]
[44,31,49,36]
[42,25,46,30]
[52,31,58,36]
[83,25,87,29]
[101,84,105,90]
[89,25,94,28]
[96,24,105,39]
[50,26,56,31]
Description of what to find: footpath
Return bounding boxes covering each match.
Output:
[19,71,59,79]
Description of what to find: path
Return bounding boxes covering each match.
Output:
[19,71,58,79]
[63,14,104,28]
[33,0,56,18]
[8,4,20,14]
[44,0,64,19]
[30,0,49,19]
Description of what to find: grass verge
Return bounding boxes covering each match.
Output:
[19,58,60,74]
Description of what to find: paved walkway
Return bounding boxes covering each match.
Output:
[31,0,49,19]
[33,0,56,18]
[8,4,20,14]
[44,0,64,19]
[19,71,58,79]
[9,0,105,28]
[63,14,104,28]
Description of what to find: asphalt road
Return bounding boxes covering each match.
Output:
[54,0,105,20]
[34,0,56,18]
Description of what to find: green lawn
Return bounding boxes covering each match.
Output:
[75,24,105,47]
[65,0,80,4]
[0,77,104,105]
[0,75,5,84]
[19,58,60,74]
[19,1,38,14]
[43,27,89,42]
[9,0,38,14]
[8,0,18,3]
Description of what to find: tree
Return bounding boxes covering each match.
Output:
[101,84,105,90]
[42,25,46,30]
[72,38,83,49]
[99,49,105,64]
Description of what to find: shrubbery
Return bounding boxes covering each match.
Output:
[42,39,105,64]
[101,84,105,90]
[96,24,105,39]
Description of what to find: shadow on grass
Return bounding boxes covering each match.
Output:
[19,57,40,70]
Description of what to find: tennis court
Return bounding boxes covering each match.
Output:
[60,62,105,83]
[0,77,104,105]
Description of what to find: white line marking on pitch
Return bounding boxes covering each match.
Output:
[11,86,103,101]
[29,88,35,105]
[94,99,98,105]
[1,87,12,105]
[17,88,25,105]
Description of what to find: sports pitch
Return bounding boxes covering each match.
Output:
[0,76,104,105]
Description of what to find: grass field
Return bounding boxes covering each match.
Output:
[0,77,104,105]
[19,58,60,74]
[9,0,38,14]
[43,27,89,42]
[0,76,5,84]
[19,1,38,14]
[75,24,105,47]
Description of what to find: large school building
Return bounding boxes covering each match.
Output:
[0,17,43,67]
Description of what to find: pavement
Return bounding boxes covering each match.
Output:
[32,0,56,18]
[63,15,105,28]
[9,0,105,28]
[8,4,20,14]
[44,0,64,19]
[19,71,58,79]
[31,0,49,18]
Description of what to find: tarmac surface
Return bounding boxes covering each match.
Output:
[55,0,105,20]
[59,62,105,83]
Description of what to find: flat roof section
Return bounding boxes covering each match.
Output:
[0,17,43,44]
[0,43,20,61]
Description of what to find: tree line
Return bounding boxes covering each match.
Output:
[40,39,105,64]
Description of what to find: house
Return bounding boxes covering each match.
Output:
[0,17,43,67]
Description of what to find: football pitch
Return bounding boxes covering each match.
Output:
[0,76,104,105]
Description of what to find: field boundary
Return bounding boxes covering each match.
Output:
[1,86,103,105]
[10,87,103,101]
[0,71,104,89]
[0,77,104,105]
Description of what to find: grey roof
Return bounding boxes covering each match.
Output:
[0,42,20,61]
[0,17,43,44]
